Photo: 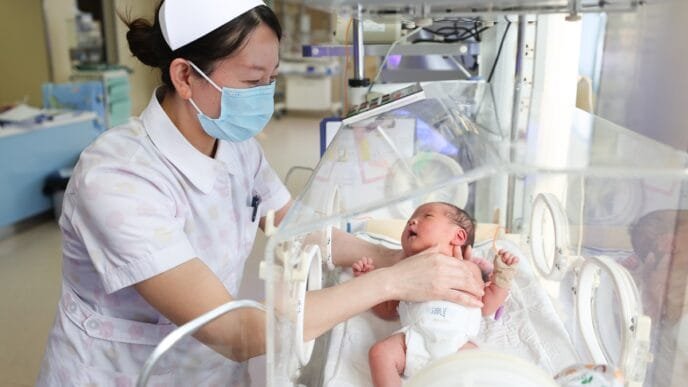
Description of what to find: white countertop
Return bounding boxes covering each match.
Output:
[0,111,99,139]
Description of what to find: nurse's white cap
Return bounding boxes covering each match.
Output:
[159,0,265,50]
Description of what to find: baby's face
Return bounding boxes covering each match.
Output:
[401,203,463,256]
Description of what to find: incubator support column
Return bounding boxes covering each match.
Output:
[348,4,370,106]
[506,15,527,232]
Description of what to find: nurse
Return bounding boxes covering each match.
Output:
[37,0,484,385]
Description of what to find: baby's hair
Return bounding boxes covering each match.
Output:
[437,202,476,247]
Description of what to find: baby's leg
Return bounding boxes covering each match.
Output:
[369,333,406,387]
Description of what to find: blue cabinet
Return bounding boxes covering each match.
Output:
[43,81,106,130]
[70,69,131,129]
[0,113,100,227]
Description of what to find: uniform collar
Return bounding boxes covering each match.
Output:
[141,88,225,194]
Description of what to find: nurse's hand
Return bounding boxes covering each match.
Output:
[383,245,484,307]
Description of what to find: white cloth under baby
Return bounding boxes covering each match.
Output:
[320,238,580,386]
[398,300,482,377]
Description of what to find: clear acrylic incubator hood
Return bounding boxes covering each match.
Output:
[262,80,688,386]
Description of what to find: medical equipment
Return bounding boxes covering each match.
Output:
[294,0,641,16]
[258,79,687,386]
[69,68,131,129]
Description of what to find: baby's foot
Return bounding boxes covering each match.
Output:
[352,256,375,277]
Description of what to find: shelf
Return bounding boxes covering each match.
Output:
[291,0,640,16]
[303,41,479,57]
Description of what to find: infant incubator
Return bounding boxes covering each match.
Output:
[259,79,688,386]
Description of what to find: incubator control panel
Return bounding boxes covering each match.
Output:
[342,83,425,125]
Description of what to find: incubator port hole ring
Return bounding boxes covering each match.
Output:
[529,193,572,280]
[294,244,323,366]
[575,255,650,383]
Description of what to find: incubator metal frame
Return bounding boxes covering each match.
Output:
[291,0,641,17]
[135,300,265,387]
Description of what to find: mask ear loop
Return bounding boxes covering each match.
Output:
[186,60,223,116]
[186,60,222,92]
[187,98,205,116]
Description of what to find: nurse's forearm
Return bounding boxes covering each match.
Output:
[214,266,394,359]
[217,267,393,359]
[331,228,402,268]
[135,258,266,362]
[302,266,393,340]
[199,308,266,361]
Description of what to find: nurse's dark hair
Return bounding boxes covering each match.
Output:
[120,1,281,89]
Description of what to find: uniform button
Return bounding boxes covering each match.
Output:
[68,303,77,313]
[87,319,100,330]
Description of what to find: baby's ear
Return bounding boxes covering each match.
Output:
[452,227,468,246]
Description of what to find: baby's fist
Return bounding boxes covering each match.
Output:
[352,256,375,277]
[497,249,519,266]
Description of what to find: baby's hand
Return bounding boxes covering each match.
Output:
[352,256,375,277]
[496,249,519,266]
[493,249,518,289]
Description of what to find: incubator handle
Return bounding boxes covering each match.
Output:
[264,209,277,236]
[136,300,265,387]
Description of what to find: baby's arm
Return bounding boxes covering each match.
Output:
[481,249,518,316]
[352,257,400,321]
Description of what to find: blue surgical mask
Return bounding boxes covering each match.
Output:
[187,60,275,142]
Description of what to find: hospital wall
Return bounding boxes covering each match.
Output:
[597,0,688,151]
[0,0,50,107]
